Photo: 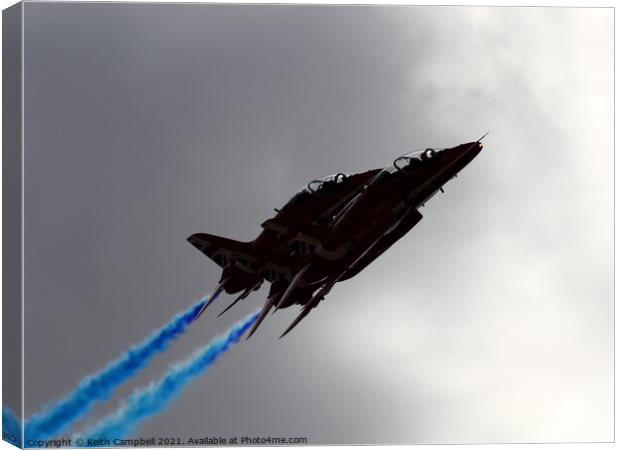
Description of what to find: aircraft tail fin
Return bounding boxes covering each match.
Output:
[187,233,256,269]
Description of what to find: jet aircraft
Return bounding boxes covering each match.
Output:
[188,136,486,338]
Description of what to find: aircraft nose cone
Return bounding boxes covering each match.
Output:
[444,140,483,171]
[466,141,483,155]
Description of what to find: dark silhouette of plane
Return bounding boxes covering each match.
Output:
[188,135,486,338]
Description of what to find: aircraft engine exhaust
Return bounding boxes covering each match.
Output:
[25,296,210,441]
[78,310,260,443]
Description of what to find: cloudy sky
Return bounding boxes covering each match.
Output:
[20,3,612,444]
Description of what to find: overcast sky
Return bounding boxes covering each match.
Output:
[21,4,613,444]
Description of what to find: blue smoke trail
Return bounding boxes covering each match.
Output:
[26,298,208,441]
[80,311,259,443]
[3,407,22,447]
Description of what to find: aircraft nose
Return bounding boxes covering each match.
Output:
[465,141,483,154]
[443,140,483,169]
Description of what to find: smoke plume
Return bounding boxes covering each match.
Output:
[26,298,208,441]
[79,311,259,443]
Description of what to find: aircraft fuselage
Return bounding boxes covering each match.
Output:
[187,138,484,337]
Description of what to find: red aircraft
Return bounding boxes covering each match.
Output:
[188,136,486,338]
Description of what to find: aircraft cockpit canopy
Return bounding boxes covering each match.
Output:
[391,148,441,173]
[287,173,350,206]
[370,147,444,186]
[305,173,349,193]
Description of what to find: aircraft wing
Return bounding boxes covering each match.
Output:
[278,275,341,338]
[277,228,395,338]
